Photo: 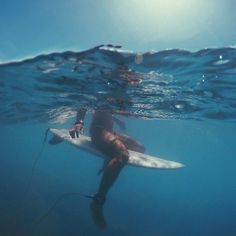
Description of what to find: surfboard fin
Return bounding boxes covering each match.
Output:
[48,134,63,145]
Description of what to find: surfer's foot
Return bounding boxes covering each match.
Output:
[90,196,107,229]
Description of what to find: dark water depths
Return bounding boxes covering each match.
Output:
[0,46,236,236]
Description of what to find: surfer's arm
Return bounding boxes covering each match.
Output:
[76,107,87,123]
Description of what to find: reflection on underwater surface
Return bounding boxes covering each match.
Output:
[0,45,236,123]
[0,46,236,235]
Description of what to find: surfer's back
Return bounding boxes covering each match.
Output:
[90,110,114,134]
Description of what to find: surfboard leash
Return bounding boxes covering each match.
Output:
[24,128,50,197]
[33,192,94,230]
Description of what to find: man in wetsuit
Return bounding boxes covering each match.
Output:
[49,106,145,228]
[89,107,145,228]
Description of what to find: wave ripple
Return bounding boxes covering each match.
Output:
[1,45,236,123]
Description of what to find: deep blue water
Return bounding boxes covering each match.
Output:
[0,45,236,236]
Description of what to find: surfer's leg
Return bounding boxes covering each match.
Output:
[90,156,125,229]
[96,156,128,198]
[94,136,129,198]
[90,156,127,229]
[93,131,129,198]
[116,133,145,153]
[90,133,129,228]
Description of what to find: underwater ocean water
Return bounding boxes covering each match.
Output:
[0,45,236,236]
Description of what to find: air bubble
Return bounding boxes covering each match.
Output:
[175,104,184,109]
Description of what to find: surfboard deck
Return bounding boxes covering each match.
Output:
[49,128,184,169]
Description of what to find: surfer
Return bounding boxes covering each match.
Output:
[49,105,144,228]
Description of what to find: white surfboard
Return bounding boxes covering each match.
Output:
[49,128,184,169]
